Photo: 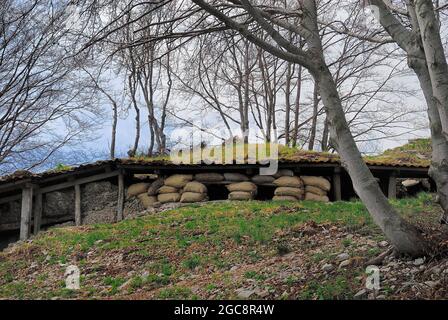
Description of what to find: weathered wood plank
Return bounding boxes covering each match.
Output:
[33,192,43,235]
[75,184,82,226]
[116,172,125,222]
[388,172,397,199]
[20,186,34,240]
[333,168,342,201]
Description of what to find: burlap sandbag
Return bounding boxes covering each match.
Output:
[164,174,193,188]
[194,172,224,182]
[273,176,303,188]
[147,178,164,196]
[183,181,207,194]
[251,175,275,184]
[301,176,331,191]
[224,172,249,182]
[274,187,304,199]
[305,185,327,196]
[273,169,294,178]
[157,185,178,194]
[158,192,181,203]
[127,183,150,198]
[137,193,158,208]
[226,182,257,193]
[180,192,206,203]
[305,192,330,202]
[272,195,298,201]
[228,191,253,201]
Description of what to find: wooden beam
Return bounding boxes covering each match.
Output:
[33,192,43,235]
[75,184,82,226]
[39,170,119,194]
[116,171,125,222]
[388,172,397,199]
[0,170,120,205]
[20,185,34,240]
[333,167,342,201]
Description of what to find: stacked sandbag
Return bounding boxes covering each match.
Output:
[226,182,257,201]
[273,169,295,178]
[301,176,331,202]
[272,176,304,201]
[251,174,275,184]
[181,181,208,203]
[157,174,193,204]
[224,172,250,182]
[127,182,160,209]
[127,183,150,199]
[194,173,224,183]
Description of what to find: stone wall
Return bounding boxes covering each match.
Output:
[0,180,144,232]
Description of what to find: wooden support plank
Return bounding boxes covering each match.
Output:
[388,172,397,199]
[75,184,82,226]
[333,168,342,201]
[116,172,125,222]
[20,185,34,240]
[33,192,43,235]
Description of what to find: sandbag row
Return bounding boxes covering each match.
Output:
[301,176,331,202]
[272,174,304,201]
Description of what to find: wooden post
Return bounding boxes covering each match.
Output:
[20,185,34,240]
[388,172,397,199]
[333,167,342,201]
[33,192,43,235]
[117,171,125,222]
[75,184,82,226]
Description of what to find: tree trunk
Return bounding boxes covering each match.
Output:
[299,0,427,256]
[321,116,329,151]
[415,0,448,137]
[315,65,427,256]
[110,102,118,159]
[285,62,292,146]
[308,81,319,150]
[292,65,302,148]
[411,60,448,223]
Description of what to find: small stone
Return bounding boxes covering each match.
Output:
[378,241,389,248]
[424,281,439,288]
[236,288,255,299]
[354,289,367,299]
[254,288,269,298]
[376,295,386,300]
[413,258,425,266]
[230,266,239,271]
[336,253,350,262]
[322,263,334,272]
[339,260,351,268]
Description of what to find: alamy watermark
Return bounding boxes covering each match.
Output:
[169,122,279,175]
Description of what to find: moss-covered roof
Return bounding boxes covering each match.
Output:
[0,140,431,186]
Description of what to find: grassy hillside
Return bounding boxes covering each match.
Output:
[1,193,447,300]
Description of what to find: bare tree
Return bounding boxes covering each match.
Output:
[365,0,448,223]
[0,0,100,172]
[187,0,427,255]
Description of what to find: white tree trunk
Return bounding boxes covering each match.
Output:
[315,66,427,256]
[415,0,448,137]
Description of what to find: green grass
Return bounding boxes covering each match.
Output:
[299,275,355,300]
[0,192,441,299]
